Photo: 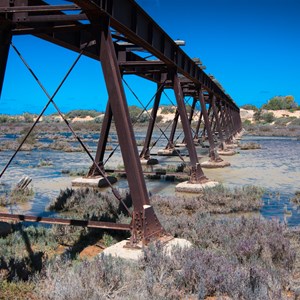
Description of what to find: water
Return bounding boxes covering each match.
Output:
[0,135,299,226]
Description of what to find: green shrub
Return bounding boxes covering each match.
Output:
[160,105,176,114]
[128,105,149,123]
[65,110,101,119]
[241,104,258,111]
[261,112,275,123]
[253,109,262,122]
[22,113,34,123]
[0,115,9,123]
[156,115,164,123]
[243,119,251,126]
[1,187,35,206]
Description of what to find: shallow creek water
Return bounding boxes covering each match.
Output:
[0,135,299,226]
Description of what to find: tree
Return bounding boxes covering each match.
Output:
[262,96,298,110]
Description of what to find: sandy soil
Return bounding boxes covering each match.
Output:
[240,108,300,123]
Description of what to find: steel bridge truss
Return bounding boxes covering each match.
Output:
[0,0,242,247]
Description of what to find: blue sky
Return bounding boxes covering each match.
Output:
[1,0,300,114]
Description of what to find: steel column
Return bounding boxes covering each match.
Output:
[98,22,164,244]
[202,103,214,139]
[198,90,220,160]
[224,103,234,141]
[218,101,230,142]
[172,73,206,182]
[166,108,179,149]
[194,110,203,140]
[182,97,197,144]
[140,82,164,160]
[88,101,112,177]
[211,95,226,149]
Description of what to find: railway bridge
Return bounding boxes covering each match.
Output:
[0,0,242,247]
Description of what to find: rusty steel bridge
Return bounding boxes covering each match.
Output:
[0,0,242,247]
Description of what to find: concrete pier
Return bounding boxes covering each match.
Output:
[102,238,193,261]
[72,176,117,188]
[200,160,230,168]
[175,180,219,193]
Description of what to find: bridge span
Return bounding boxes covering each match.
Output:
[0,0,242,246]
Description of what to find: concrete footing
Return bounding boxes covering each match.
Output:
[218,149,237,156]
[140,158,159,165]
[200,160,230,168]
[175,143,186,148]
[72,176,117,188]
[175,180,219,193]
[157,148,180,156]
[102,238,193,261]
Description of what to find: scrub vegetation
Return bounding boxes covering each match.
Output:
[0,186,298,299]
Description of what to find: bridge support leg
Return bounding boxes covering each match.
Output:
[139,82,163,165]
[171,74,218,192]
[0,23,11,98]
[214,98,237,155]
[202,103,212,141]
[193,110,203,143]
[88,102,112,176]
[157,107,180,156]
[72,101,119,188]
[198,90,230,168]
[220,101,233,143]
[182,97,197,144]
[99,23,165,245]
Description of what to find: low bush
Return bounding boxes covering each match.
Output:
[160,105,176,114]
[34,216,295,300]
[289,118,300,126]
[243,119,252,126]
[47,188,131,247]
[0,187,34,206]
[0,225,58,281]
[65,109,101,119]
[152,185,264,215]
[261,112,275,123]
[50,140,81,152]
[241,104,258,111]
[240,142,261,150]
[274,117,297,126]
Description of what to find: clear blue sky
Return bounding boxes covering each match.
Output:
[1,0,300,114]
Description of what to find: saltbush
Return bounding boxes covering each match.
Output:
[152,185,264,215]
[34,216,295,299]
